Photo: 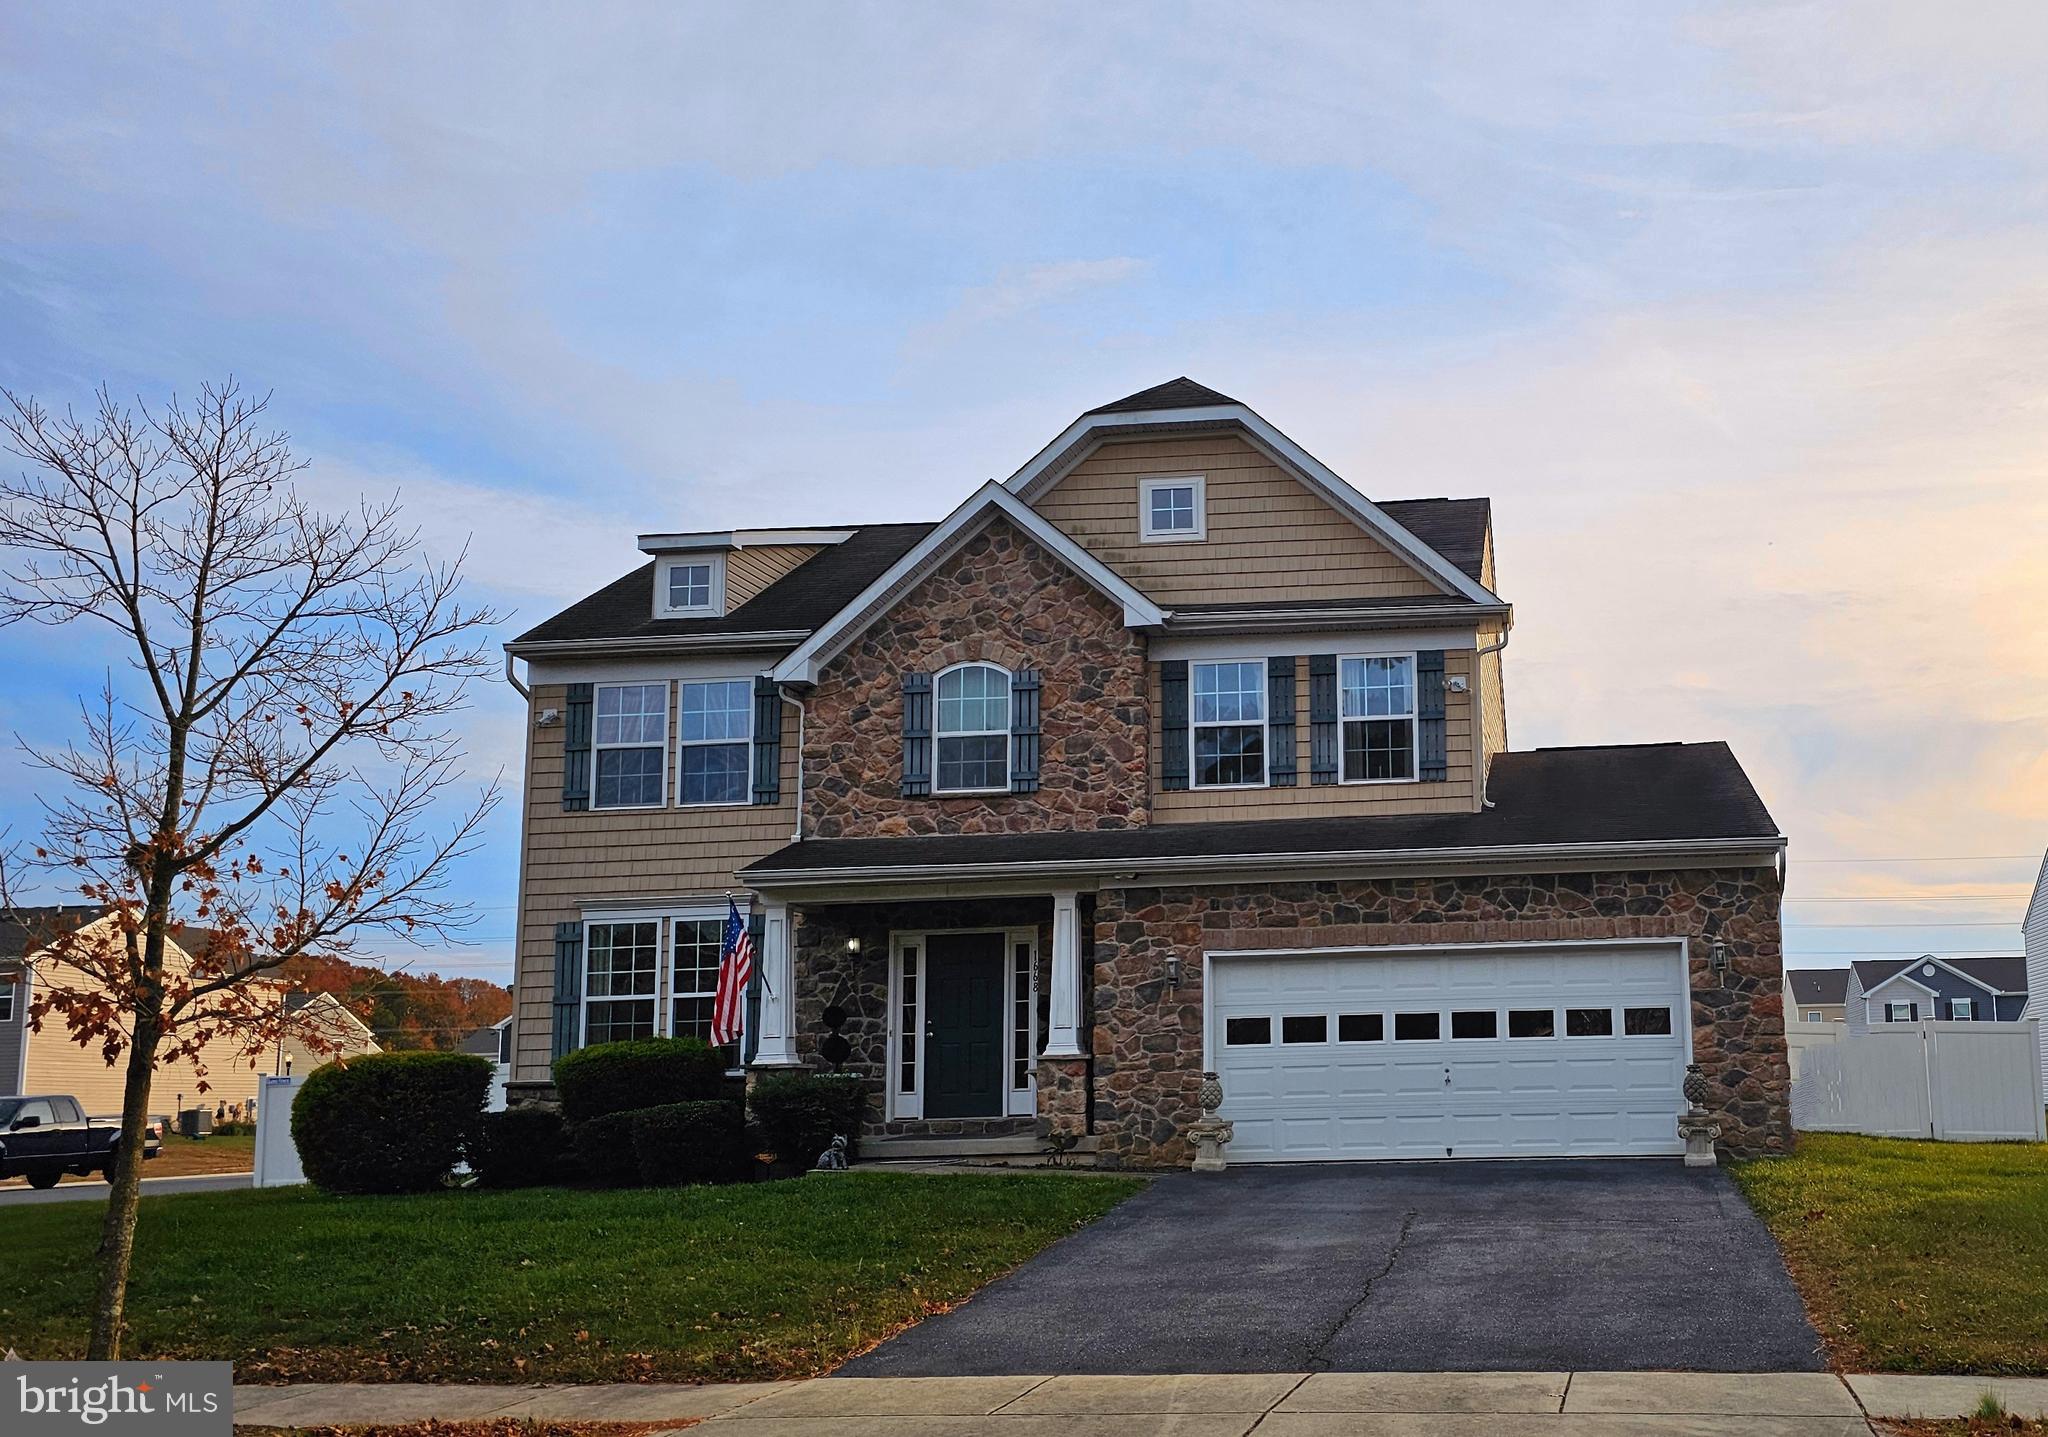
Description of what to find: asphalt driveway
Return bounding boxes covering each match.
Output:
[843,1160,1825,1375]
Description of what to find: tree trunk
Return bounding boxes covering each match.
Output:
[87,1019,159,1360]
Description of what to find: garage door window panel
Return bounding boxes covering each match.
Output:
[1394,1012,1440,1041]
[1281,1015,1328,1044]
[1508,1008,1555,1038]
[1566,1007,1614,1037]
[1225,1016,1272,1046]
[1192,661,1267,788]
[1337,1013,1384,1042]
[1623,1006,1673,1036]
[1339,655,1417,783]
[1451,1010,1498,1039]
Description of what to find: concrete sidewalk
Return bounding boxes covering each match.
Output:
[232,1370,2048,1434]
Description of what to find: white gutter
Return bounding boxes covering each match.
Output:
[505,630,811,660]
[1167,602,1511,633]
[742,835,1789,890]
[503,651,530,701]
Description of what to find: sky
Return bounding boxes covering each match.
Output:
[2,2,2045,989]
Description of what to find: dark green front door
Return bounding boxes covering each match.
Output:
[924,932,1006,1119]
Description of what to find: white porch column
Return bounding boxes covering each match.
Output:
[751,901,803,1068]
[1042,888,1085,1058]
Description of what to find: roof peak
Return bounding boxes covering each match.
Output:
[1085,377,1240,416]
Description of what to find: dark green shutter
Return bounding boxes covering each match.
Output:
[1159,659,1189,791]
[550,921,584,1061]
[1010,668,1041,794]
[901,672,933,796]
[1417,649,1448,781]
[561,684,594,811]
[743,911,764,1065]
[1309,655,1339,785]
[1268,656,1297,786]
[751,676,782,804]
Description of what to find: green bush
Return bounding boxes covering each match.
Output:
[630,1100,749,1186]
[749,1072,868,1166]
[291,1051,491,1195]
[470,1106,568,1188]
[552,1038,728,1124]
[569,1110,645,1187]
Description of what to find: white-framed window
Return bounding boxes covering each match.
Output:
[657,555,725,617]
[1804,1010,1824,1022]
[1191,659,1267,787]
[668,914,742,1065]
[1950,999,1974,1021]
[593,683,668,809]
[1340,653,1417,782]
[1885,1000,1916,1023]
[1139,476,1207,542]
[934,662,1010,793]
[583,919,659,1044]
[677,679,752,806]
[0,979,13,1023]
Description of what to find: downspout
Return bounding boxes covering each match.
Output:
[503,651,531,701]
[1474,625,1511,809]
[779,686,807,842]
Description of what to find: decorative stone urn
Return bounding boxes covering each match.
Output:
[1676,1061,1721,1168]
[1186,1070,1235,1173]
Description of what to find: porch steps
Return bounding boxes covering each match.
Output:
[861,1134,1098,1168]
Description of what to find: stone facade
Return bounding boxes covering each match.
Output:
[1088,867,1788,1167]
[804,517,1150,839]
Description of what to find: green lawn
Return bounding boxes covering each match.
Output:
[1733,1133,2048,1375]
[0,1172,1142,1383]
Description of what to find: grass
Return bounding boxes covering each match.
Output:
[1732,1133,2048,1374]
[0,1172,1142,1383]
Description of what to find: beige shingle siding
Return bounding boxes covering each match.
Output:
[725,545,822,609]
[1033,434,1451,604]
[512,680,799,1080]
[1149,647,1480,820]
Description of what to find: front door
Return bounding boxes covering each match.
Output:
[924,932,1007,1118]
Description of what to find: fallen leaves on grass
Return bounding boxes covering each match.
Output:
[1876,1420,2046,1436]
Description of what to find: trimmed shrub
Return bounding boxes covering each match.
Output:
[292,1050,492,1195]
[750,1072,869,1167]
[552,1038,727,1124]
[630,1100,750,1186]
[471,1106,568,1189]
[569,1110,645,1187]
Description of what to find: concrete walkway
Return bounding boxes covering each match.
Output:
[231,1371,2048,1433]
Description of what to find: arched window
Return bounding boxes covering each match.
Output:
[934,662,1010,792]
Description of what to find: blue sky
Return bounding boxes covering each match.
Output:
[4,3,2045,986]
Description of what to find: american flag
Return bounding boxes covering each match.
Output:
[711,898,754,1047]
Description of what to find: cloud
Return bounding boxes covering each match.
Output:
[905,258,1150,360]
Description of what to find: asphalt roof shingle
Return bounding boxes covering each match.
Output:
[1786,969,1849,1006]
[1852,955,2029,995]
[1085,377,1241,414]
[743,741,1778,876]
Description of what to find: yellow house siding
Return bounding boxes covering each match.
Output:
[726,545,822,609]
[1151,647,1479,820]
[511,680,800,1081]
[1032,435,1450,605]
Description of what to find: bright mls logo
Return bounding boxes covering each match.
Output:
[6,1363,232,1436]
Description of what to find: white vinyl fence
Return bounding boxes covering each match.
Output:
[1791,1020,2046,1142]
[253,1073,307,1187]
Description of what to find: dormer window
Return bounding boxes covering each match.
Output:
[1139,476,1206,542]
[657,554,725,617]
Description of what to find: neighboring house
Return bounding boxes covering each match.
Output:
[462,1017,513,1111]
[1843,955,2031,1035]
[2028,848,2048,1098]
[1784,968,1848,1024]
[277,991,381,1075]
[501,377,1790,1165]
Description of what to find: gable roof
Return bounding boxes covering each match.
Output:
[1786,968,1849,1006]
[0,905,111,960]
[744,741,1781,884]
[1851,955,2027,996]
[1378,499,1490,586]
[507,522,935,653]
[2028,847,2048,936]
[771,483,1166,685]
[1006,379,1503,609]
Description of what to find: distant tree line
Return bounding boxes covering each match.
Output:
[283,952,510,1050]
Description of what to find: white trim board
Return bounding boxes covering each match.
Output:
[1002,403,1503,608]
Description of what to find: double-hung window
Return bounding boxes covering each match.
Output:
[670,916,726,1044]
[1340,654,1416,782]
[677,679,752,805]
[1192,660,1265,787]
[583,920,658,1044]
[0,979,13,1023]
[1885,1000,1915,1023]
[1139,476,1206,542]
[593,683,667,808]
[935,663,1009,792]
[1950,998,1974,1021]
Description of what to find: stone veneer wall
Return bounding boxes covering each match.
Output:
[790,898,1060,1135]
[1090,867,1787,1167]
[804,517,1150,839]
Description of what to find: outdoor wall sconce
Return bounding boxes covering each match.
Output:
[1164,954,1183,989]
[845,937,861,955]
[1709,938,1730,973]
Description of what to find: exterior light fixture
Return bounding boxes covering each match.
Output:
[1709,938,1730,973]
[845,937,861,955]
[1164,954,1183,989]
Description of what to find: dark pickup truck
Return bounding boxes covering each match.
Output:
[0,1095,161,1189]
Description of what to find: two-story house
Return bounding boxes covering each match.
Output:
[1842,955,2030,1032]
[502,379,1791,1165]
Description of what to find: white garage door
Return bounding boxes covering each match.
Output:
[1210,942,1689,1162]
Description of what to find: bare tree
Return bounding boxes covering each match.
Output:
[0,381,500,1359]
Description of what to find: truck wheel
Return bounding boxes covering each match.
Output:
[26,1169,62,1190]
